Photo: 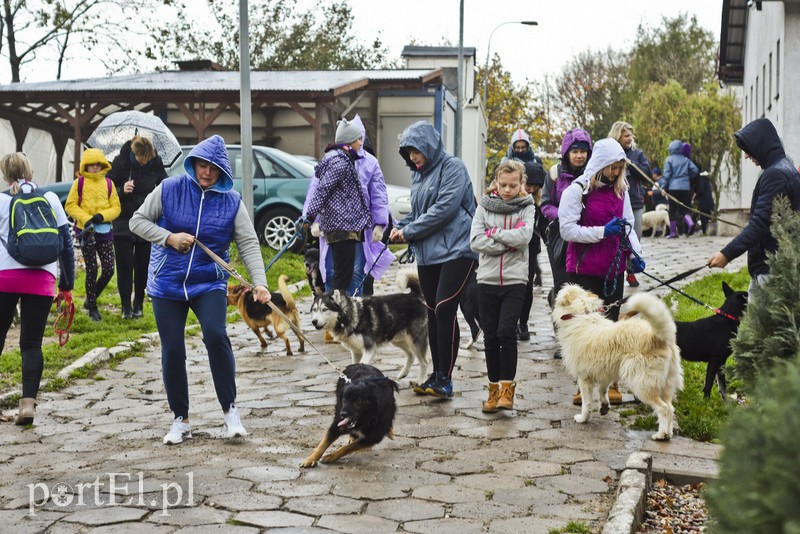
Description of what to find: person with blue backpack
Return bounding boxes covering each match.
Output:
[65,149,121,322]
[0,152,75,425]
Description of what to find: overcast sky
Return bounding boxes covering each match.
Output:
[2,0,723,85]
[336,0,724,84]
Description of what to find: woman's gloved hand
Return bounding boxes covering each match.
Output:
[603,217,625,237]
[311,222,321,237]
[372,225,384,242]
[631,256,646,273]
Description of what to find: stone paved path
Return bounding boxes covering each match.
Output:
[0,236,743,533]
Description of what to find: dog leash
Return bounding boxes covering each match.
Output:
[53,290,75,347]
[264,218,307,273]
[353,241,391,297]
[194,239,351,382]
[627,160,744,229]
[617,233,738,320]
[398,244,415,264]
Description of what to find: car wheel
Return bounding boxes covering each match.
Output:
[256,208,305,252]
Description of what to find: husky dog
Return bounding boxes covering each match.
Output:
[552,284,683,441]
[310,270,429,383]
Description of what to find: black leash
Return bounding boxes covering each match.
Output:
[353,241,390,297]
[398,245,416,264]
[264,218,306,273]
[613,232,735,319]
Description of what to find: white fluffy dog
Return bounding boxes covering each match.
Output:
[642,204,670,237]
[552,284,683,440]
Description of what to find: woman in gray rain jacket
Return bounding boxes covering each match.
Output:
[390,121,478,399]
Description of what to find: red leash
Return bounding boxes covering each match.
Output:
[53,290,75,347]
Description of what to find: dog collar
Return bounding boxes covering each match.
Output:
[715,308,740,322]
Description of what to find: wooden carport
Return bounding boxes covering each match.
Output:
[0,61,443,182]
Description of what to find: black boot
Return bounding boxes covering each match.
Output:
[131,301,143,319]
[122,305,132,319]
[88,307,102,322]
[517,323,530,341]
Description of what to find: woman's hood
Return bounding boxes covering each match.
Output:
[734,118,786,168]
[79,148,112,175]
[183,134,235,191]
[575,138,625,184]
[668,140,684,155]
[398,121,444,171]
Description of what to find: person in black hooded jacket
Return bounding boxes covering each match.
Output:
[708,118,800,289]
[108,136,167,318]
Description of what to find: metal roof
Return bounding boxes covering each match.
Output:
[401,46,477,58]
[0,69,441,94]
[718,0,749,84]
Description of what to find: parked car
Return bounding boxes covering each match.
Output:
[166,144,314,252]
[42,145,412,251]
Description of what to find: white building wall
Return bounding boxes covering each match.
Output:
[735,1,800,205]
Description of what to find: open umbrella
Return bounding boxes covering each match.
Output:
[86,110,182,167]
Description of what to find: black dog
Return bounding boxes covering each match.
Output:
[304,247,326,304]
[676,281,748,399]
[460,266,482,348]
[299,364,399,467]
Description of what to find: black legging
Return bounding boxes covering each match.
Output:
[113,235,151,309]
[479,283,526,382]
[82,238,115,308]
[519,237,540,326]
[417,258,475,379]
[668,190,692,235]
[0,292,53,398]
[327,239,358,292]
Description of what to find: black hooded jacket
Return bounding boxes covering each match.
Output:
[107,140,167,238]
[723,118,800,276]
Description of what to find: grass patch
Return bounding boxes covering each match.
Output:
[1,244,307,393]
[619,267,749,441]
[548,521,591,534]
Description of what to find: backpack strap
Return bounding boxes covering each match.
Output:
[77,176,112,206]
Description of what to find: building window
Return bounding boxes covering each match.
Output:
[762,65,766,116]
[750,85,754,120]
[755,75,759,117]
[776,39,780,101]
[745,95,749,122]
[769,52,773,107]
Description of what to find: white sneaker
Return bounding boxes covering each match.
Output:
[163,416,192,445]
[223,404,247,439]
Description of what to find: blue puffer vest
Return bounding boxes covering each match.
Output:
[146,175,240,300]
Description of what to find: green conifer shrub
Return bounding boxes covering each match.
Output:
[730,197,800,392]
[705,357,800,533]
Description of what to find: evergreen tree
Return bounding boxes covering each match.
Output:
[730,198,800,391]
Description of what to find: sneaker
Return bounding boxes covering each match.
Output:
[626,273,639,287]
[223,404,248,438]
[413,372,437,395]
[426,376,454,398]
[517,323,530,341]
[163,416,192,445]
[131,304,143,319]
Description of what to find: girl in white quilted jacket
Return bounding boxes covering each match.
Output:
[470,160,536,412]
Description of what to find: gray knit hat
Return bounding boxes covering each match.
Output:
[335,118,363,145]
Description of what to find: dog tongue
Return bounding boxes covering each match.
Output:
[337,418,351,428]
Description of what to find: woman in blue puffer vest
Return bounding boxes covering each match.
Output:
[130,135,270,446]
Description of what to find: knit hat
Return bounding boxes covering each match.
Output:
[682,142,692,158]
[335,118,363,145]
[652,167,662,175]
[524,161,546,187]
[568,140,590,153]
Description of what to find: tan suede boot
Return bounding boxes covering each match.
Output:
[497,381,516,410]
[481,382,500,413]
[15,397,35,426]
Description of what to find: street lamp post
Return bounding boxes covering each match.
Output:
[483,20,538,104]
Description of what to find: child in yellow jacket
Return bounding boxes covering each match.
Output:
[65,148,121,321]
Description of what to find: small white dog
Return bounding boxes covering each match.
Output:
[642,204,670,237]
[552,284,683,440]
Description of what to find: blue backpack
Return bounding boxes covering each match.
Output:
[4,183,62,266]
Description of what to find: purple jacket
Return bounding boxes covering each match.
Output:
[566,187,626,277]
[303,115,395,280]
[541,128,593,221]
